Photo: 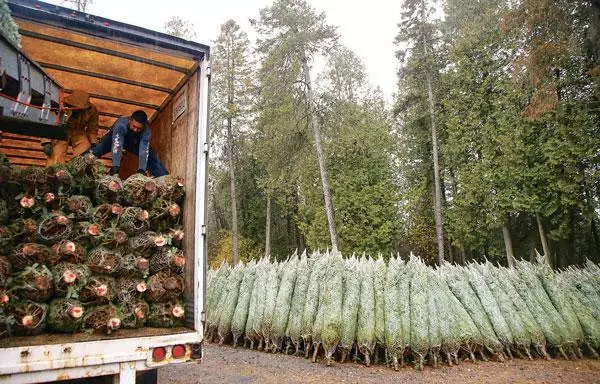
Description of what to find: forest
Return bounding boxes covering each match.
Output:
[204,0,600,269]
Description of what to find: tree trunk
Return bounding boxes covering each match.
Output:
[450,169,461,266]
[568,208,576,266]
[529,244,536,262]
[502,223,516,268]
[227,116,239,265]
[420,2,444,264]
[591,217,600,261]
[73,0,90,12]
[265,195,271,258]
[536,213,551,266]
[297,225,305,251]
[225,37,239,265]
[301,56,339,249]
[590,1,600,67]
[225,33,240,265]
[459,247,466,265]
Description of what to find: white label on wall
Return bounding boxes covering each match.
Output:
[173,87,187,122]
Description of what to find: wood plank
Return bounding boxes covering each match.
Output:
[1,147,46,159]
[150,92,173,174]
[17,20,196,70]
[1,133,39,142]
[8,156,112,168]
[0,140,111,160]
[45,69,169,108]
[6,157,45,166]
[0,146,110,160]
[146,71,199,326]
[88,98,155,122]
[2,139,49,151]
[100,116,118,127]
[20,37,185,90]
[2,131,109,144]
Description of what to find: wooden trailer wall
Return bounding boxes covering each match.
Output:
[1,11,199,173]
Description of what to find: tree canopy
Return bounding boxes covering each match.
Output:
[205,0,600,268]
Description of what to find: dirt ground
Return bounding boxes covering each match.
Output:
[159,343,600,384]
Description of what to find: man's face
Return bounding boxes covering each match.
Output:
[129,119,144,133]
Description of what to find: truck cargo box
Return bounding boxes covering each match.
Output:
[0,0,210,382]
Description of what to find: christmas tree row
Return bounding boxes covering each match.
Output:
[207,251,600,370]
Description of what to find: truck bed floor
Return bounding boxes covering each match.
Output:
[0,327,193,348]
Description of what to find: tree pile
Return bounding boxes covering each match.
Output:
[0,154,186,336]
[206,250,600,370]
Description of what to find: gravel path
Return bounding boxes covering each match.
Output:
[159,343,600,384]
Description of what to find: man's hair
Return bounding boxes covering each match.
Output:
[131,110,148,124]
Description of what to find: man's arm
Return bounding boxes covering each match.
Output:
[85,105,100,145]
[110,118,128,172]
[138,125,151,172]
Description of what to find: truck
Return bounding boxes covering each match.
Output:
[0,0,210,382]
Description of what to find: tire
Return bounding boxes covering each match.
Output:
[136,368,158,384]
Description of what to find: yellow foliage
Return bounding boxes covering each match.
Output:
[208,229,262,269]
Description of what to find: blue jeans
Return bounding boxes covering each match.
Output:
[90,131,169,177]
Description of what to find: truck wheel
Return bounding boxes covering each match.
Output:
[136,368,158,384]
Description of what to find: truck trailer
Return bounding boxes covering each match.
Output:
[0,0,210,382]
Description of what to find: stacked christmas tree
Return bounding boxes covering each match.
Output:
[0,153,186,336]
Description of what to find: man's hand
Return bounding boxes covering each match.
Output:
[110,166,120,176]
[41,143,53,157]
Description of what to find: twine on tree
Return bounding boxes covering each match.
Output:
[38,213,72,243]
[47,298,85,333]
[10,301,48,336]
[122,174,157,208]
[86,247,122,275]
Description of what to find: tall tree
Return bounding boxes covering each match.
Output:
[296,47,400,254]
[396,0,445,263]
[318,46,367,103]
[252,42,308,257]
[163,16,197,39]
[504,0,600,266]
[62,0,93,12]
[254,0,340,249]
[264,195,271,257]
[442,0,526,266]
[211,20,254,264]
[435,0,600,267]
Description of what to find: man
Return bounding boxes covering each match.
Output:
[41,90,99,165]
[88,110,168,177]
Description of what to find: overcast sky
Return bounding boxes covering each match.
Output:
[44,0,403,101]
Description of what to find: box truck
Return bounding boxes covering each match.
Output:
[0,0,210,382]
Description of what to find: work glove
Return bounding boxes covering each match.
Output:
[41,143,53,157]
[109,166,120,176]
